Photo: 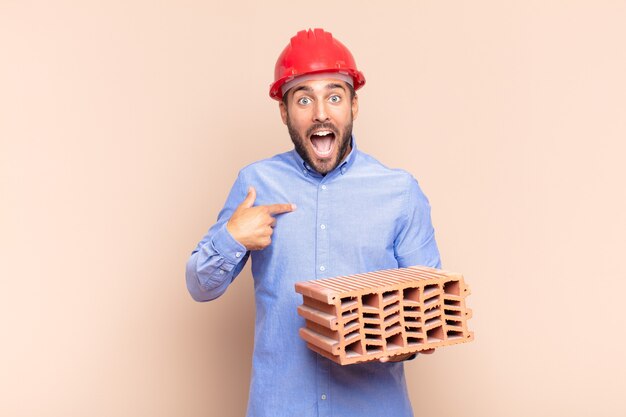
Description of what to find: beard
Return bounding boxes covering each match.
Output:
[286,116,353,176]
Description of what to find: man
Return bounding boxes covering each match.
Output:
[186,28,441,417]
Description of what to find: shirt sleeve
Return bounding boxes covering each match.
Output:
[394,175,442,269]
[185,172,250,302]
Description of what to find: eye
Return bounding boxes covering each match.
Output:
[329,95,341,103]
[298,97,311,105]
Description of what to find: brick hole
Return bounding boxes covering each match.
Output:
[443,280,460,296]
[382,290,399,303]
[383,301,399,313]
[385,333,404,350]
[424,305,441,316]
[404,316,421,324]
[365,345,383,354]
[447,330,463,339]
[407,337,424,346]
[444,299,461,307]
[403,287,420,302]
[343,324,359,337]
[364,322,379,330]
[365,333,381,341]
[341,296,358,308]
[424,298,441,313]
[385,323,403,335]
[445,318,462,326]
[344,328,360,341]
[344,316,359,328]
[425,316,441,327]
[361,293,379,308]
[444,309,461,317]
[345,340,364,356]
[363,312,378,320]
[384,311,400,327]
[424,296,440,309]
[426,325,445,342]
[423,284,439,298]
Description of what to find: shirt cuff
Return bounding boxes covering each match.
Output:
[209,223,248,266]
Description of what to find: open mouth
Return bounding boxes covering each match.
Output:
[309,130,336,158]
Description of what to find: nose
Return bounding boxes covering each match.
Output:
[313,101,329,123]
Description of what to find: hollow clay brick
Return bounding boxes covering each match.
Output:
[294,265,474,365]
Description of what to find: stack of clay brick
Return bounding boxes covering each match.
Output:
[295,265,474,365]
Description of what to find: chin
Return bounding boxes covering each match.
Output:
[311,156,339,175]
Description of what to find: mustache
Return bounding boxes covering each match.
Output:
[306,123,338,137]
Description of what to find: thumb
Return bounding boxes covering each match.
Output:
[241,186,256,209]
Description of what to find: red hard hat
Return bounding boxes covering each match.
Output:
[269,28,366,101]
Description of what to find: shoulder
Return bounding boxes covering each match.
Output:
[237,150,295,178]
[354,149,416,186]
[353,150,431,206]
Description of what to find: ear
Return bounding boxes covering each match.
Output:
[279,101,288,125]
[351,94,359,121]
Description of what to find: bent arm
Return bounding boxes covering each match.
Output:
[394,175,442,269]
[185,174,249,302]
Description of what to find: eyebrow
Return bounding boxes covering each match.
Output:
[325,83,347,92]
[291,82,347,96]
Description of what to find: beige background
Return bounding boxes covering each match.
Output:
[2,1,625,416]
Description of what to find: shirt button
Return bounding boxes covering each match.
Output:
[321,394,327,400]
[320,266,326,272]
[235,252,241,258]
[219,270,225,274]
[320,224,326,230]
[302,169,307,175]
[321,185,327,190]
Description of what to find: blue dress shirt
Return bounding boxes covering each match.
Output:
[186,137,441,417]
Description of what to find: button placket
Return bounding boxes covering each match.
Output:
[316,181,330,279]
[316,355,331,416]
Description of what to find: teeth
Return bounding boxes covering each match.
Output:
[312,131,332,136]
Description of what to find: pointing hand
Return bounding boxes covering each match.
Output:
[226,186,296,251]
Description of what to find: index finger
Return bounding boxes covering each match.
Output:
[266,203,296,215]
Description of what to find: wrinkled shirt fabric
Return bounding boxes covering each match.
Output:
[186,138,441,417]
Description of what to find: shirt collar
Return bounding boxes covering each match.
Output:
[291,135,358,179]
